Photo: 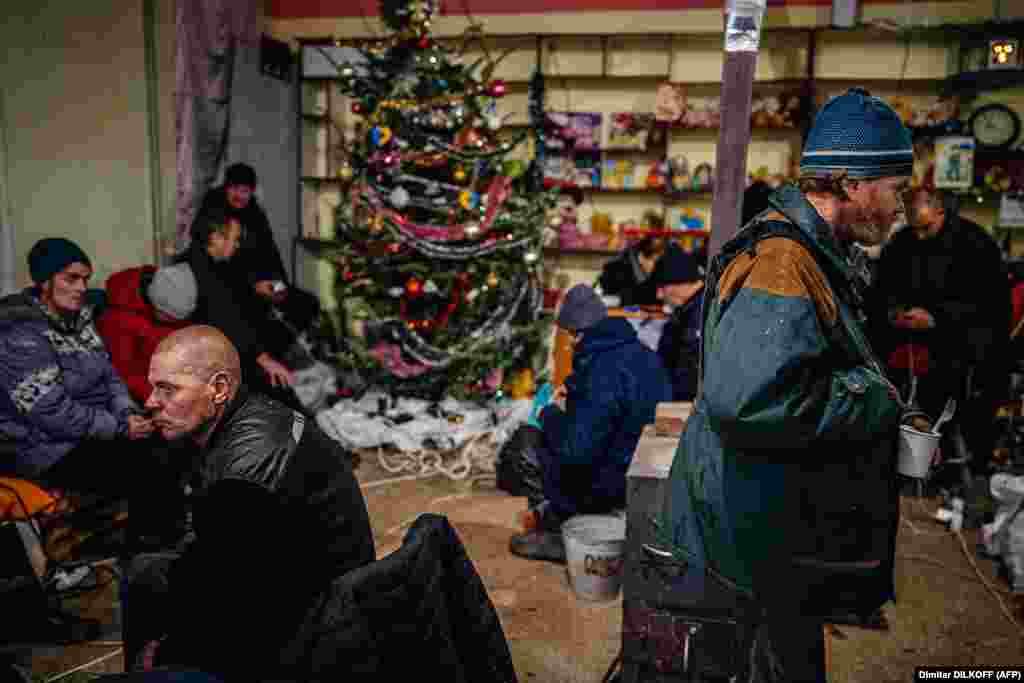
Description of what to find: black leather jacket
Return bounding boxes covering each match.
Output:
[163,385,375,680]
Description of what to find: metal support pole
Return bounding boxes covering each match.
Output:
[707,0,767,264]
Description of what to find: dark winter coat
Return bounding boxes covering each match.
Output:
[274,513,518,683]
[177,245,266,368]
[871,213,1010,375]
[97,266,189,404]
[596,247,659,306]
[0,290,136,476]
[202,187,288,287]
[541,316,672,516]
[661,184,903,618]
[657,287,704,402]
[159,386,375,681]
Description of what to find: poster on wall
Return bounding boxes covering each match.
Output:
[934,136,976,191]
[999,193,1024,228]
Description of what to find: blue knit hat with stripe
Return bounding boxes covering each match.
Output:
[800,88,913,180]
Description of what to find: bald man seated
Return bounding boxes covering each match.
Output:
[123,325,375,679]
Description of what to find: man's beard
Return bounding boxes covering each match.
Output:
[846,221,889,247]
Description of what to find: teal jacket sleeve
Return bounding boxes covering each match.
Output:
[702,240,901,453]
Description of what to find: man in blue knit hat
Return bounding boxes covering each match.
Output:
[655,89,911,680]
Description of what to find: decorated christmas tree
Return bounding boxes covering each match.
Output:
[325,0,554,400]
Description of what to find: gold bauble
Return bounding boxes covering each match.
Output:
[453,167,468,183]
[338,164,354,181]
[486,272,499,288]
[507,368,536,400]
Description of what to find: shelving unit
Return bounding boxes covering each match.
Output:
[296,29,963,298]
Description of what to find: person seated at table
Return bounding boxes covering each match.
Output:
[652,243,706,402]
[509,285,673,563]
[596,235,665,307]
[0,239,171,527]
[98,263,197,404]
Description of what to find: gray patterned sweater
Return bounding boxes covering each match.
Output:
[0,289,136,477]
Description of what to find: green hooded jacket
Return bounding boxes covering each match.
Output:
[659,184,902,616]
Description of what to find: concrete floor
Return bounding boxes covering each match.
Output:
[18,454,1024,682]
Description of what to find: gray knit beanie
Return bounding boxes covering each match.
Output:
[557,284,607,332]
[148,263,198,320]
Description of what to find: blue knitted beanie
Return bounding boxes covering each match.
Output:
[800,88,913,180]
[557,284,607,331]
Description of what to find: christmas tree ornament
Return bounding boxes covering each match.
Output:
[389,186,410,208]
[523,251,539,264]
[453,166,468,183]
[486,272,499,288]
[371,126,393,146]
[464,222,481,238]
[488,80,508,97]
[458,191,480,210]
[338,163,354,181]
[369,215,385,233]
[423,279,439,294]
[405,277,424,297]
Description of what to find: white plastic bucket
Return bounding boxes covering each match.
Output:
[898,425,940,478]
[562,514,627,602]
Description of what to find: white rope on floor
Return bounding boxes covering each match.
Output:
[373,432,497,484]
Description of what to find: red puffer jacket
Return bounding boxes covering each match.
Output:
[97,266,188,404]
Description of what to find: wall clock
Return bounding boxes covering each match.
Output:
[969,103,1021,149]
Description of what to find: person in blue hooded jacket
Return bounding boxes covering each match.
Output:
[510,284,673,563]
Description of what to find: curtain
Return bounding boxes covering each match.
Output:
[175,0,260,253]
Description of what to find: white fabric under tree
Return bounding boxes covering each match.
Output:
[317,393,532,482]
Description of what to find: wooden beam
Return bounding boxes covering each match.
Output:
[708,1,767,263]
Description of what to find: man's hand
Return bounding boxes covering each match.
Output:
[901,307,935,330]
[552,384,567,410]
[254,280,288,305]
[126,415,154,440]
[892,306,935,330]
[257,352,295,387]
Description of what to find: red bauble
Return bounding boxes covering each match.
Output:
[488,80,507,97]
[418,37,431,49]
[351,102,363,114]
[405,277,423,297]
[342,270,355,282]
[386,243,401,254]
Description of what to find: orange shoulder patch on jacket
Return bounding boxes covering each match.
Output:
[717,237,838,327]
